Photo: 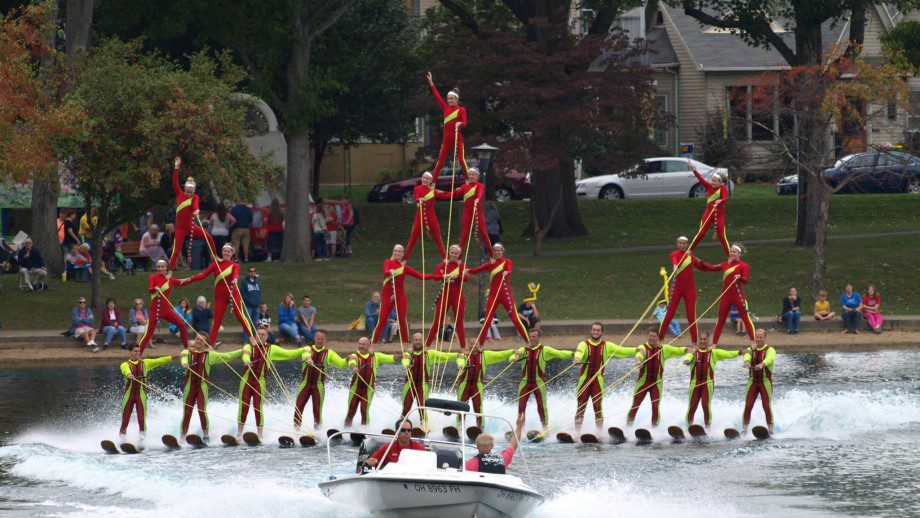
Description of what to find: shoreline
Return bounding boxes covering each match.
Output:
[2,331,918,368]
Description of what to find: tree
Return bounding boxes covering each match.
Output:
[309,0,420,195]
[670,0,920,245]
[880,20,920,73]
[426,1,665,255]
[94,0,357,263]
[64,39,268,307]
[741,56,907,297]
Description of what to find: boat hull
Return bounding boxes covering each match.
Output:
[319,476,543,518]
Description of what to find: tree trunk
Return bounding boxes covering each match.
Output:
[65,0,94,55]
[30,180,63,276]
[846,0,867,58]
[89,218,105,310]
[810,179,831,299]
[526,162,587,241]
[311,139,327,197]
[282,133,313,262]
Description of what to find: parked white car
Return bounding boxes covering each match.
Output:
[575,158,732,200]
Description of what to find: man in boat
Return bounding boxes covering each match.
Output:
[119,345,174,442]
[510,328,573,432]
[180,334,244,443]
[683,331,743,428]
[456,339,516,428]
[572,322,637,432]
[465,414,525,473]
[237,327,305,441]
[364,419,427,470]
[400,332,460,424]
[296,329,348,430]
[345,337,398,428]
[627,326,692,427]
[742,328,776,435]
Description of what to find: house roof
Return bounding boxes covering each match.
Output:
[660,3,852,71]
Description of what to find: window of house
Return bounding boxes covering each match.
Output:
[750,86,774,141]
[655,10,664,27]
[887,100,898,121]
[725,86,748,141]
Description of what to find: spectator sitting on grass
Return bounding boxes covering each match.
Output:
[98,297,126,350]
[860,285,883,335]
[781,287,802,335]
[128,298,149,345]
[296,295,317,343]
[70,296,99,352]
[278,292,303,344]
[365,291,381,336]
[840,283,862,335]
[653,300,681,337]
[17,237,48,291]
[814,290,835,321]
[169,298,193,335]
[65,244,91,280]
[517,299,541,333]
[193,295,215,336]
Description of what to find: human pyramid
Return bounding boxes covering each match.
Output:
[116,72,776,448]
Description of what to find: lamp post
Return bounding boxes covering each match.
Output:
[469,143,498,318]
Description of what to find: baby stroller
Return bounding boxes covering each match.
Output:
[106,241,135,275]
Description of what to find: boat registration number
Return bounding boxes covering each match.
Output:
[412,483,462,494]
[497,490,524,502]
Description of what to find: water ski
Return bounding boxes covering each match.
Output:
[221,434,239,446]
[186,435,207,448]
[466,426,482,441]
[442,426,460,441]
[667,426,685,441]
[688,425,707,438]
[380,428,396,436]
[101,440,119,454]
[161,434,180,449]
[278,436,295,448]
[556,432,575,444]
[608,427,627,444]
[327,429,343,445]
[119,442,141,454]
[752,426,771,440]
[410,427,426,439]
[579,433,600,444]
[299,435,317,447]
[349,433,366,446]
[526,430,545,443]
[634,429,653,444]
[242,432,261,446]
[723,428,741,441]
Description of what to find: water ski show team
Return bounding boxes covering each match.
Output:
[115,73,776,450]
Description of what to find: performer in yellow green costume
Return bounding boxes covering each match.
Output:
[237,328,304,440]
[510,328,573,431]
[345,337,397,427]
[119,345,173,441]
[682,331,741,427]
[572,322,637,431]
[180,334,243,442]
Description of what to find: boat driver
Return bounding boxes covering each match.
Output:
[365,419,427,469]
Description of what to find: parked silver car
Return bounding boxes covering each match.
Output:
[575,158,732,200]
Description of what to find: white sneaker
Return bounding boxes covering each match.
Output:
[264,257,272,262]
[88,340,97,346]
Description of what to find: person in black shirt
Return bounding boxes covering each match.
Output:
[781,287,802,334]
[516,299,540,333]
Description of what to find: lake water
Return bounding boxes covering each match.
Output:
[1,349,918,517]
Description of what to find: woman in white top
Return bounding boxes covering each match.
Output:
[208,202,236,253]
[139,224,167,263]
[311,202,328,260]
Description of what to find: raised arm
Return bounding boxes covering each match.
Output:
[172,163,182,195]
[430,83,447,112]
[690,162,712,189]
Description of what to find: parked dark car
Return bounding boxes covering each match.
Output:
[367,161,532,203]
[776,150,920,195]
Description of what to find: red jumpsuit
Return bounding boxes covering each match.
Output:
[187,259,254,346]
[429,84,468,181]
[688,167,729,256]
[138,273,190,354]
[370,259,426,344]
[658,249,707,344]
[436,181,492,256]
[699,259,756,345]
[469,258,529,345]
[426,260,468,349]
[404,184,446,260]
[168,167,215,270]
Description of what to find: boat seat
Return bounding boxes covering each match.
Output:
[429,443,463,470]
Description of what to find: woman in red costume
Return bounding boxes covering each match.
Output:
[426,244,469,349]
[466,243,530,346]
[699,243,756,347]
[426,71,468,181]
[138,259,191,354]
[688,161,729,256]
[657,235,707,345]
[370,244,429,344]
[435,167,492,257]
[180,243,254,347]
[168,156,215,270]
[404,172,446,260]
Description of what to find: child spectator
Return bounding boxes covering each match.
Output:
[814,290,835,321]
[781,287,802,334]
[296,295,318,343]
[128,298,150,345]
[70,297,98,351]
[278,292,303,344]
[98,297,126,350]
[840,283,862,334]
[861,285,883,334]
[653,300,681,337]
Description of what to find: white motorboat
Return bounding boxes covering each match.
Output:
[318,399,544,518]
